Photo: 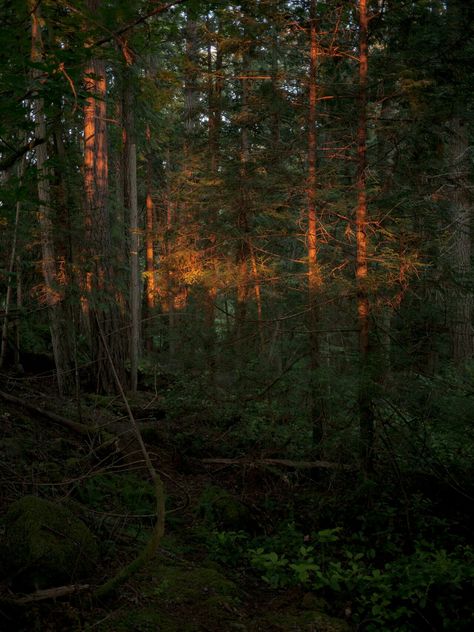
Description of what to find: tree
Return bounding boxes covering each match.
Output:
[306,0,326,452]
[29,0,75,395]
[83,0,126,392]
[355,0,375,473]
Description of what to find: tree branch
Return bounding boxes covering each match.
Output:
[0,138,45,172]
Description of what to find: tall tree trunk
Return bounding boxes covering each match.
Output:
[445,0,472,365]
[235,56,251,361]
[122,67,140,392]
[205,24,223,379]
[446,116,472,364]
[165,191,177,364]
[83,0,126,392]
[0,157,24,369]
[356,0,374,473]
[29,0,74,395]
[129,140,140,391]
[307,0,325,451]
[145,123,156,351]
[184,16,200,148]
[250,243,264,349]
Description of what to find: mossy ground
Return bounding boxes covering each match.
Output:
[0,392,352,632]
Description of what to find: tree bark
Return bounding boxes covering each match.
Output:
[446,116,472,364]
[145,123,156,351]
[29,0,74,395]
[0,157,24,369]
[235,51,251,363]
[122,68,140,392]
[356,0,375,473]
[307,0,326,452]
[204,25,223,379]
[83,0,126,393]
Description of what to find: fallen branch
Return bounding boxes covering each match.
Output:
[3,584,90,605]
[0,389,96,435]
[201,457,355,471]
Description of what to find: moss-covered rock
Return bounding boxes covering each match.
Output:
[149,564,238,605]
[198,485,251,530]
[95,565,240,631]
[2,495,98,590]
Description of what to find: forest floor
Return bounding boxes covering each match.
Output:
[0,374,352,632]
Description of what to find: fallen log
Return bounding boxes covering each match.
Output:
[0,389,96,435]
[2,584,90,605]
[201,457,355,471]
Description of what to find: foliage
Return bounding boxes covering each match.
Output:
[77,473,155,517]
[202,521,474,631]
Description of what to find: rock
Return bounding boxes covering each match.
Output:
[151,565,238,606]
[198,485,251,530]
[95,565,240,631]
[1,495,98,590]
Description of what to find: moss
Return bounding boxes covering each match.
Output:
[301,592,329,612]
[149,564,238,605]
[197,485,251,530]
[257,610,351,632]
[2,495,98,590]
[94,566,238,631]
[93,609,183,632]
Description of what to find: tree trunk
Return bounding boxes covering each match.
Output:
[307,0,326,451]
[235,57,251,361]
[0,157,24,369]
[446,116,472,364]
[184,16,200,147]
[145,123,156,351]
[356,0,375,473]
[122,69,140,392]
[29,0,74,395]
[205,26,223,379]
[83,0,126,393]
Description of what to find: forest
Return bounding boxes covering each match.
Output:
[0,0,473,630]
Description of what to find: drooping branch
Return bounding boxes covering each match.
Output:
[0,137,45,172]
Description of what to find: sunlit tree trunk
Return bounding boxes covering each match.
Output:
[356,0,375,473]
[250,243,264,348]
[165,191,177,364]
[145,123,156,351]
[83,0,126,392]
[29,0,74,395]
[307,0,326,451]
